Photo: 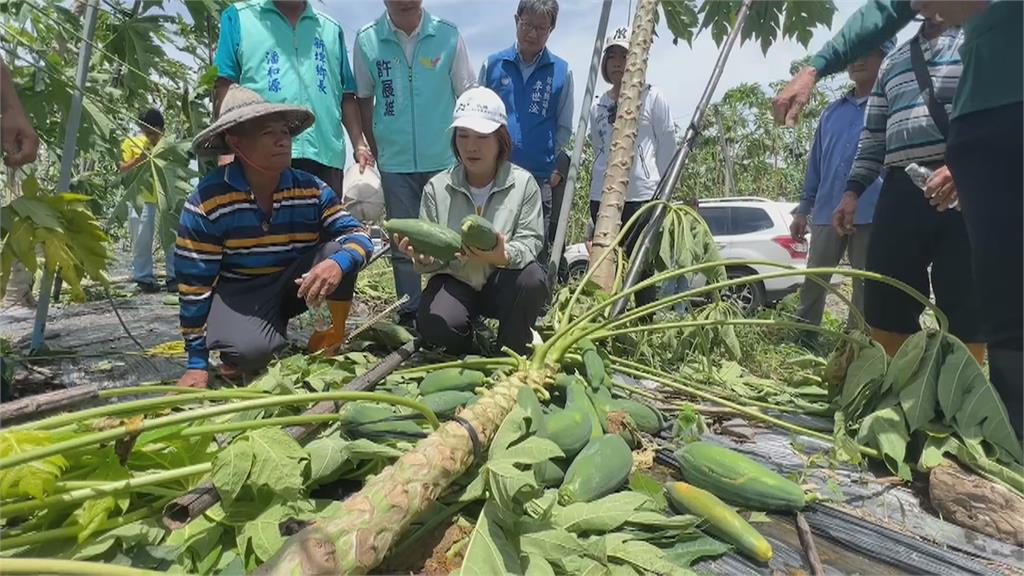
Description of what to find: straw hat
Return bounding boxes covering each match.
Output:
[192,84,315,156]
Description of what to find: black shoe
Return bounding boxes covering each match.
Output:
[165,280,179,293]
[397,312,417,332]
[136,281,160,294]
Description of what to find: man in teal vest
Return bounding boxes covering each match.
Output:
[354,0,476,328]
[214,0,373,193]
[480,0,574,255]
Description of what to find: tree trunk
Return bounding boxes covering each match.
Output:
[717,115,736,197]
[255,369,548,575]
[588,0,658,291]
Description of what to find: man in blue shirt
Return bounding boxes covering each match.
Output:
[793,38,894,330]
[479,0,574,255]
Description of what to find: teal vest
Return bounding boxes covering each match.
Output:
[234,1,347,169]
[356,11,458,173]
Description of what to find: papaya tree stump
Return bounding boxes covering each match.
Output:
[928,460,1024,546]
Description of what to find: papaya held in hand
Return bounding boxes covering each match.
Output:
[385,218,462,263]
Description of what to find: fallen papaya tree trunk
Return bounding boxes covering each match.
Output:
[254,366,547,574]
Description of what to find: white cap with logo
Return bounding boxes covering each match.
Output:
[601,26,631,83]
[449,87,508,134]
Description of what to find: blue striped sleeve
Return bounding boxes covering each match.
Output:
[175,194,224,370]
[318,183,373,275]
[847,76,890,195]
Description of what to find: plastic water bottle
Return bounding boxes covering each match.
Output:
[905,163,933,190]
[906,163,959,210]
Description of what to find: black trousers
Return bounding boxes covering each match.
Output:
[945,102,1023,436]
[206,243,357,371]
[292,158,343,193]
[864,169,982,342]
[418,262,548,355]
[589,200,658,307]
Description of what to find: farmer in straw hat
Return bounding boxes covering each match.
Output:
[175,85,374,389]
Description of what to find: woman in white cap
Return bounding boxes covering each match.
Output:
[588,26,676,306]
[396,87,547,354]
[175,84,373,388]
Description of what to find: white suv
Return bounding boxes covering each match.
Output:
[561,197,809,312]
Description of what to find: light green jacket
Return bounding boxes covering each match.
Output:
[418,162,544,290]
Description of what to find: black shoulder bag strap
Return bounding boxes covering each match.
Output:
[909,36,950,138]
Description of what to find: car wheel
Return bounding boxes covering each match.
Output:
[724,269,766,314]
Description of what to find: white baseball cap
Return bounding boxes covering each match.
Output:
[601,26,631,83]
[450,87,508,134]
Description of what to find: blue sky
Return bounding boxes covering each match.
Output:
[309,0,919,126]
[164,1,919,145]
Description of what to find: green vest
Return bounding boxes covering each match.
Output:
[234,1,348,168]
[356,11,458,173]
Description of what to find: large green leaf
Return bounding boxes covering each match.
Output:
[607,537,691,575]
[839,338,886,418]
[856,404,912,480]
[897,332,942,432]
[520,528,590,560]
[212,436,254,505]
[0,430,69,500]
[246,428,308,499]
[456,501,523,576]
[10,197,64,230]
[553,492,653,533]
[884,331,928,392]
[954,377,1023,463]
[661,534,731,567]
[936,335,987,422]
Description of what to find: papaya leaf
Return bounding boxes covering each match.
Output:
[553,492,652,533]
[562,554,612,576]
[212,435,253,506]
[523,554,557,576]
[0,430,68,500]
[856,404,912,481]
[607,537,690,575]
[936,335,986,423]
[628,471,668,510]
[487,460,540,516]
[918,428,959,470]
[520,528,589,560]
[897,332,942,432]
[246,428,308,499]
[237,500,289,564]
[839,339,886,419]
[954,378,1022,464]
[490,407,529,459]
[71,496,116,542]
[662,534,731,567]
[457,501,522,576]
[884,331,929,392]
[625,510,699,531]
[499,436,565,466]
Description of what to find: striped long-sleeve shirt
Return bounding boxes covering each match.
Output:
[175,163,373,369]
[846,26,963,195]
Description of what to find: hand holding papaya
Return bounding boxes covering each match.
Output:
[458,232,509,266]
[395,234,437,266]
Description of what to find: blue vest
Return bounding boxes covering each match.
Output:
[356,11,459,173]
[483,46,567,181]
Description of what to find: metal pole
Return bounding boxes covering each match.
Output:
[608,0,753,318]
[546,0,613,288]
[30,0,99,352]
